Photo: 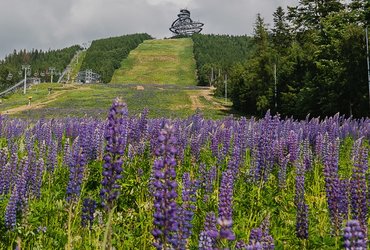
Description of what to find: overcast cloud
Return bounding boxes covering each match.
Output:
[0,0,296,59]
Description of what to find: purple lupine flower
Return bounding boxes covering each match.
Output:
[63,138,72,167]
[199,164,216,202]
[33,159,44,199]
[228,126,243,177]
[100,98,128,211]
[339,178,350,218]
[79,122,94,160]
[5,185,18,229]
[0,147,9,195]
[199,212,218,250]
[66,148,86,202]
[198,230,214,250]
[1,163,12,195]
[8,145,18,190]
[237,117,248,162]
[302,138,312,171]
[218,169,235,241]
[27,153,38,198]
[151,123,179,250]
[47,139,57,172]
[210,129,219,158]
[278,153,289,189]
[53,122,64,151]
[222,126,232,159]
[5,157,29,230]
[204,166,217,202]
[295,161,308,239]
[350,138,368,232]
[246,216,274,249]
[93,125,105,160]
[178,172,197,250]
[249,112,277,183]
[314,133,324,160]
[287,130,300,163]
[16,157,29,210]
[190,134,201,161]
[343,220,367,249]
[249,228,263,247]
[323,137,345,235]
[38,140,47,160]
[81,198,97,230]
[259,215,275,249]
[235,240,247,249]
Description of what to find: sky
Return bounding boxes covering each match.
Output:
[0,0,297,60]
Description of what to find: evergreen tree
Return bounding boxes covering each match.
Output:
[272,6,292,52]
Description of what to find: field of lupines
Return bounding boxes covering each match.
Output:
[0,97,369,249]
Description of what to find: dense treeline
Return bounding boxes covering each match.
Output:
[81,33,152,83]
[192,34,254,93]
[228,0,370,118]
[0,46,81,91]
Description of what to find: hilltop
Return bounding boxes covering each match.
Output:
[0,35,232,119]
[111,38,196,85]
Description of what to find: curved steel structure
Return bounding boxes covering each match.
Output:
[170,9,204,36]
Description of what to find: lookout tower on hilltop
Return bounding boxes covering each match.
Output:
[169,9,204,36]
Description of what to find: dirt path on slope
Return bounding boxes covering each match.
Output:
[188,87,229,111]
[2,86,91,115]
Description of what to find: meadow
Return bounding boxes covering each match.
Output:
[0,83,228,120]
[0,98,368,249]
[110,38,197,85]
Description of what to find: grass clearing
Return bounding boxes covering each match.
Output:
[111,38,197,86]
[0,83,230,119]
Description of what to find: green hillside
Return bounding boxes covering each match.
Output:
[111,38,197,85]
[0,37,230,119]
[0,83,229,119]
[81,33,152,83]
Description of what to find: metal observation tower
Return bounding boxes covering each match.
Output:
[169,9,204,36]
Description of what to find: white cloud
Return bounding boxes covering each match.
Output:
[0,0,297,59]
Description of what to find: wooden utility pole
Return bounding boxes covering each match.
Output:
[366,26,370,110]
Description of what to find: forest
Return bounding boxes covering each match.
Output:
[192,34,255,91]
[195,0,370,118]
[0,46,81,91]
[81,33,152,83]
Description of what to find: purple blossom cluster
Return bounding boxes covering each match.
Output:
[323,137,347,235]
[343,220,367,249]
[350,138,368,232]
[295,161,308,239]
[218,169,235,241]
[81,198,97,230]
[151,123,179,249]
[5,157,30,229]
[178,172,198,249]
[0,101,369,247]
[100,98,128,211]
[235,216,274,249]
[66,147,86,202]
[199,212,218,249]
